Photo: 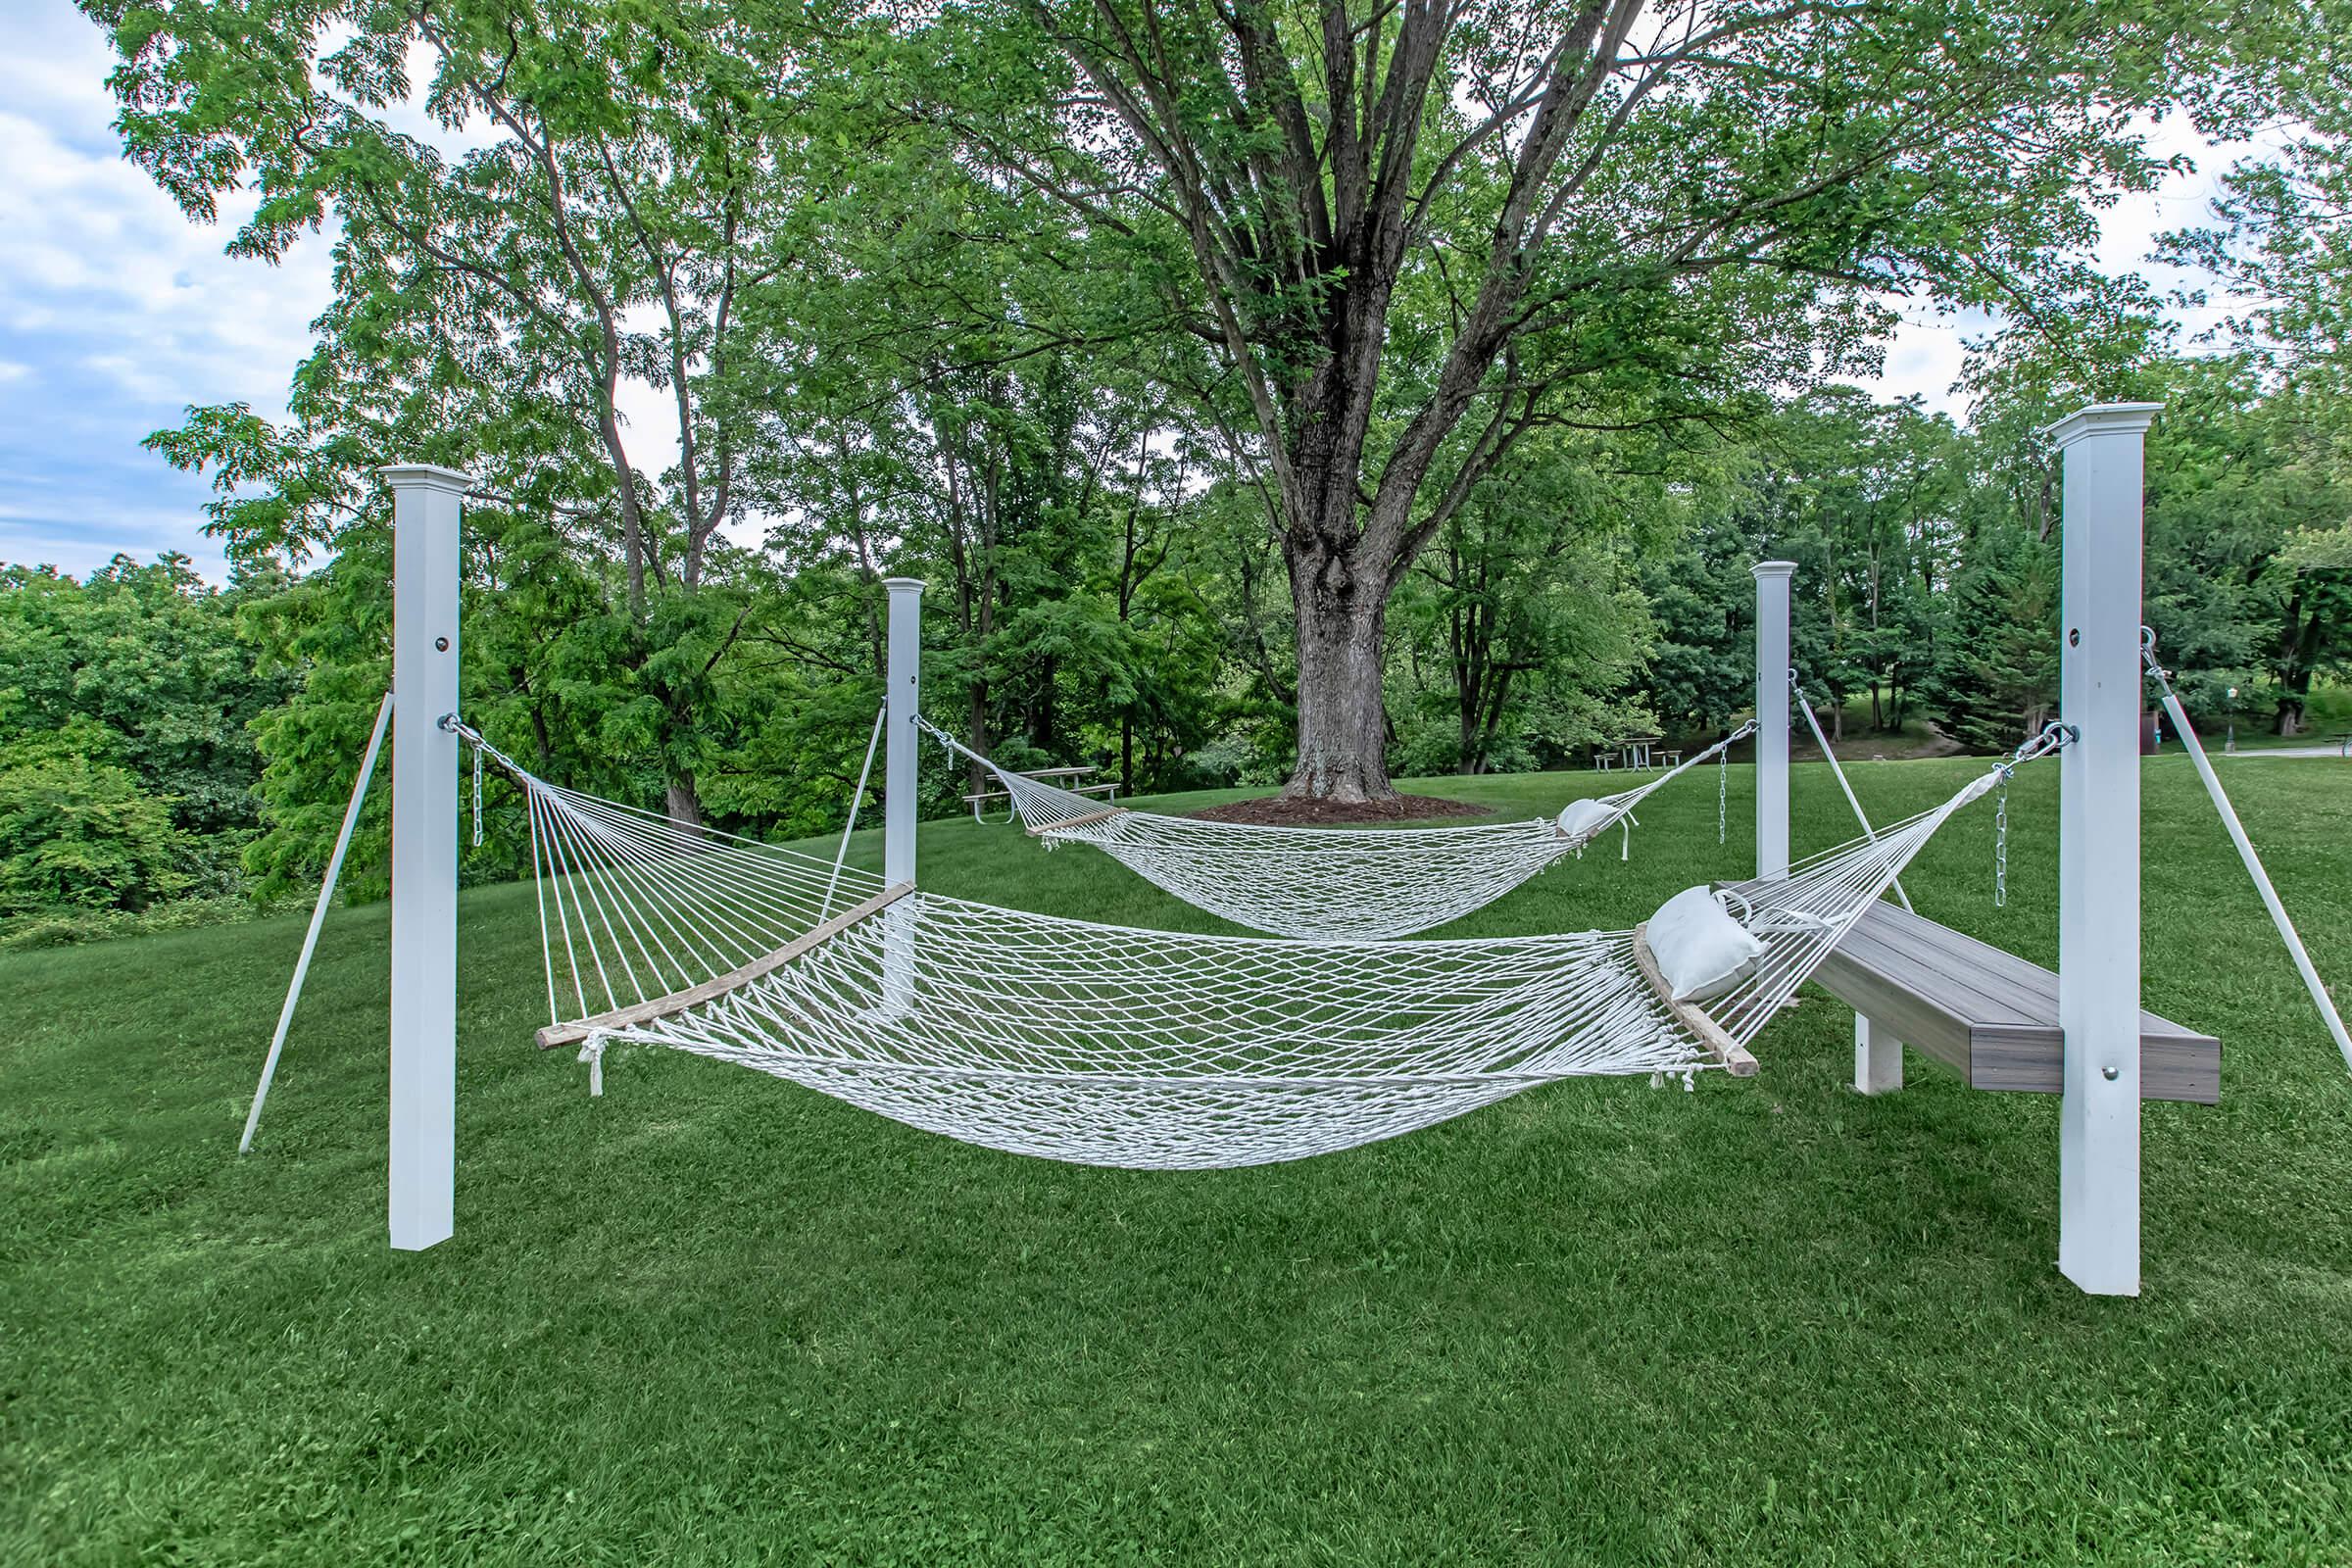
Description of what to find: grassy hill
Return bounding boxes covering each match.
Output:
[6,755,2351,1564]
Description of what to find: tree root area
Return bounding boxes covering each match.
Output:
[1187,793,1491,826]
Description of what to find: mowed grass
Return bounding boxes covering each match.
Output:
[6,755,2352,1565]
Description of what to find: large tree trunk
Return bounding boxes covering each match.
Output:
[1286,546,1393,802]
[965,682,992,797]
[2276,686,2309,737]
[2275,595,2320,736]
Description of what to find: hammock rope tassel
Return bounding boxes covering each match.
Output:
[580,1032,609,1098]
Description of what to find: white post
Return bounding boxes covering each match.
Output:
[382,463,469,1251]
[1753,561,1795,880]
[2048,402,2161,1297]
[881,578,924,1013]
[1854,1014,1903,1096]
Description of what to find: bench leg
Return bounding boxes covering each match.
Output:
[1853,1012,1902,1095]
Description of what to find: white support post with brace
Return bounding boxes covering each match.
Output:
[383,463,470,1251]
[1753,561,1795,882]
[2049,402,2162,1297]
[880,578,924,1016]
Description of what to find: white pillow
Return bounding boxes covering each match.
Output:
[1645,885,1764,1003]
[1555,798,1618,840]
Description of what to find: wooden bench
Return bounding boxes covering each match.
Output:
[961,765,1119,822]
[1810,901,2220,1103]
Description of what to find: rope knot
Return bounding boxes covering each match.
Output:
[578,1032,611,1098]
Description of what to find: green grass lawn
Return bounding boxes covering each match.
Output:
[7,756,2352,1564]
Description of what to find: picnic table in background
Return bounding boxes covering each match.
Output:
[962,764,1118,822]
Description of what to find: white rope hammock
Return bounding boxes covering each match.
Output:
[920,719,1758,940]
[460,727,2049,1170]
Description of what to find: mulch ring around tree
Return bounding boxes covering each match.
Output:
[1187,792,1492,826]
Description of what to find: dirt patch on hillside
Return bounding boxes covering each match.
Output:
[1188,793,1492,826]
[1790,715,1968,762]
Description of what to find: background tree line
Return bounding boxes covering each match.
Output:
[6,0,2346,932]
[10,358,2348,934]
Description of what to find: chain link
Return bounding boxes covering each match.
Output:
[472,742,484,848]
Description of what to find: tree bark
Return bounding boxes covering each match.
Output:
[1287,545,1392,802]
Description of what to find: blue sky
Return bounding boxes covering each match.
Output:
[1,0,2260,582]
[5,2,337,579]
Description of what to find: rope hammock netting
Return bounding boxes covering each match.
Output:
[463,725,2059,1170]
[919,718,1760,940]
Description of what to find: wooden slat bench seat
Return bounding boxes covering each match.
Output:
[1811,901,2220,1103]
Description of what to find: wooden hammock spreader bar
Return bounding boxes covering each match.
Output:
[535,881,914,1050]
[1030,807,1125,837]
[1630,922,1760,1077]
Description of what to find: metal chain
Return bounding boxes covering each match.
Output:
[472,741,484,848]
[1993,776,2009,907]
[1986,718,2073,909]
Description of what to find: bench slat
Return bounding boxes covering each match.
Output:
[1831,919,2065,1036]
[1811,901,2219,1104]
[1837,903,2218,1046]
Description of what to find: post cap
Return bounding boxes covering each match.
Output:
[2040,402,2163,449]
[376,463,476,494]
[882,576,926,594]
[1751,560,1797,579]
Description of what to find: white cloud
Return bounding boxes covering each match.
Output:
[0,2,697,579]
[0,95,331,414]
[0,1,339,578]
